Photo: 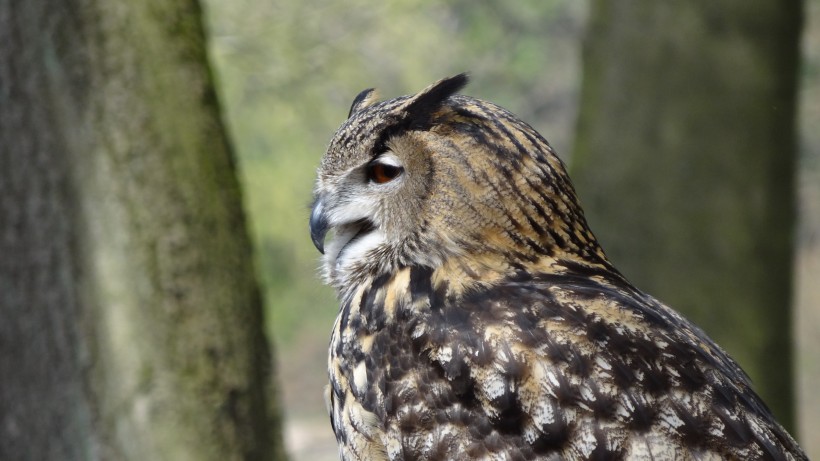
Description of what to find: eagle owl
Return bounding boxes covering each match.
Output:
[309,75,806,460]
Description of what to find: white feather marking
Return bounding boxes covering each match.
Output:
[438,346,453,363]
[531,398,557,427]
[320,194,385,282]
[353,361,367,392]
[334,230,386,272]
[385,436,402,460]
[372,152,402,168]
[522,423,539,444]
[482,372,507,400]
[660,411,685,429]
[576,424,598,457]
[496,347,509,363]
[546,369,560,388]
[580,383,595,402]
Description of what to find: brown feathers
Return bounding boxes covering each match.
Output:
[310,77,807,460]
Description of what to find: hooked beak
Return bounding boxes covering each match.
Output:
[309,199,329,254]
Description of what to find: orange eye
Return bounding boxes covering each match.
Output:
[367,162,404,184]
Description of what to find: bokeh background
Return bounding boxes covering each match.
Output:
[200,1,820,459]
[3,1,816,459]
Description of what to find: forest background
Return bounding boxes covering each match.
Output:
[2,1,818,460]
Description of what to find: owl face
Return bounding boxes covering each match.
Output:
[310,97,444,289]
[311,75,601,292]
[311,148,407,260]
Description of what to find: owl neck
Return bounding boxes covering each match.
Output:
[333,245,619,311]
[333,250,630,345]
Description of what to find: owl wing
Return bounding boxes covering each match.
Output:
[330,266,804,460]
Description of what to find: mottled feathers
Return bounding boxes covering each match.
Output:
[309,75,806,460]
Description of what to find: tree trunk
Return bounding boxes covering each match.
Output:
[572,0,802,430]
[796,0,820,455]
[0,1,285,460]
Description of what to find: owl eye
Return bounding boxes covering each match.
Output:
[366,161,404,184]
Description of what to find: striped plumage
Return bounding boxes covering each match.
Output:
[309,75,806,460]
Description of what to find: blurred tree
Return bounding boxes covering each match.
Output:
[572,0,802,430]
[796,0,820,455]
[0,1,285,460]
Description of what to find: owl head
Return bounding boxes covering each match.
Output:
[310,75,606,293]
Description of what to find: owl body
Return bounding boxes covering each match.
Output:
[311,75,806,460]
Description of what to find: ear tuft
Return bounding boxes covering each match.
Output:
[348,88,380,118]
[401,73,469,123]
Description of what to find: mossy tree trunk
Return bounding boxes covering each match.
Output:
[0,1,285,460]
[572,1,802,429]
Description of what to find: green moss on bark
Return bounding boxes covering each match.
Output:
[0,0,286,459]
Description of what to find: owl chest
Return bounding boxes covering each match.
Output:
[327,282,500,454]
[329,297,430,416]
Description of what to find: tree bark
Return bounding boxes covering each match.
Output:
[0,1,285,460]
[572,0,802,429]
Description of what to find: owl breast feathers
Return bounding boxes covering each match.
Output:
[309,74,806,460]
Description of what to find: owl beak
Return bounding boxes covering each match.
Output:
[310,199,329,254]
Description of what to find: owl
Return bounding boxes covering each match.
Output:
[309,74,806,460]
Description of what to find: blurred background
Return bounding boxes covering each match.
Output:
[2,0,818,460]
[202,0,820,459]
